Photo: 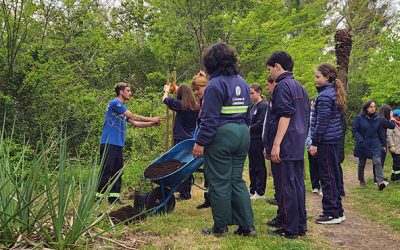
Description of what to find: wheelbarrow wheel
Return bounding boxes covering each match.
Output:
[145,187,176,214]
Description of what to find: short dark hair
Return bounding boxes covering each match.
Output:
[265,51,294,71]
[114,82,130,96]
[202,43,239,76]
[266,75,274,83]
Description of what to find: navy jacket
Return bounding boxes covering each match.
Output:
[352,113,385,159]
[380,118,395,147]
[249,100,268,140]
[310,83,342,146]
[264,72,309,160]
[195,74,250,146]
[163,98,199,141]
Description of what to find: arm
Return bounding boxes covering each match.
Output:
[387,129,395,148]
[162,84,170,102]
[271,117,290,163]
[128,120,160,128]
[352,116,364,143]
[123,110,161,124]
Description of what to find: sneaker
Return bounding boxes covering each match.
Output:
[108,198,126,205]
[176,194,191,201]
[378,181,388,191]
[250,193,264,200]
[339,215,346,222]
[196,201,210,209]
[312,188,319,194]
[316,215,341,225]
[266,198,278,205]
[319,191,323,197]
[266,217,282,228]
[202,226,228,237]
[268,228,299,239]
[233,225,256,237]
[359,181,367,188]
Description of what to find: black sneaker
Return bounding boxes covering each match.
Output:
[108,198,126,205]
[196,201,210,209]
[176,194,191,201]
[269,228,299,239]
[378,181,388,191]
[266,217,282,228]
[233,225,256,237]
[202,226,228,237]
[315,215,341,224]
[266,198,278,205]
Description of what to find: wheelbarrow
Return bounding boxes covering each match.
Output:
[143,139,204,214]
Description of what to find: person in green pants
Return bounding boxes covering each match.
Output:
[193,43,255,237]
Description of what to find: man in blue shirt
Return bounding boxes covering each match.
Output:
[98,82,161,204]
[264,51,309,238]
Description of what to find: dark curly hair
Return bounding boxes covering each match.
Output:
[202,43,239,76]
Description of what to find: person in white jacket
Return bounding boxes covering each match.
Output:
[387,109,400,181]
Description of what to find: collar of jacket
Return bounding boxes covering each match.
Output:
[275,71,294,83]
[363,112,379,120]
[316,83,334,93]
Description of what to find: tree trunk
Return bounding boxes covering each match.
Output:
[334,29,352,91]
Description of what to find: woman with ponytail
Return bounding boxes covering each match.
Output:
[248,83,268,199]
[309,63,346,224]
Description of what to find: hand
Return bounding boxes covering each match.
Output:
[197,70,207,77]
[263,148,271,160]
[164,84,170,93]
[271,144,281,163]
[193,143,204,158]
[151,117,161,125]
[390,146,396,153]
[309,145,318,156]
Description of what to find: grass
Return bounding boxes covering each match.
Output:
[342,156,400,232]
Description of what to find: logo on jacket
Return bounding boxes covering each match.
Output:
[235,86,241,96]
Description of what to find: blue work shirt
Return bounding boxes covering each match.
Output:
[163,97,199,141]
[100,98,128,146]
[195,74,250,146]
[264,72,309,161]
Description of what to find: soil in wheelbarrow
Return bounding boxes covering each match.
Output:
[144,159,186,179]
[109,205,147,225]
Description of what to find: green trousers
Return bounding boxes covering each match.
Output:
[204,123,254,228]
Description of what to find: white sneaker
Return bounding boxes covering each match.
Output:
[250,193,264,200]
[319,191,323,197]
[339,215,346,222]
[312,188,319,194]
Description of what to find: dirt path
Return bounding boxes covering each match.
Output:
[306,156,400,249]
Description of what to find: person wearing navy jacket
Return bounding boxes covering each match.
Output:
[264,51,309,238]
[193,43,255,237]
[309,63,346,224]
[163,84,200,200]
[248,83,268,199]
[352,100,388,190]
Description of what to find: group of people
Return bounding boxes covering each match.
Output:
[96,42,399,239]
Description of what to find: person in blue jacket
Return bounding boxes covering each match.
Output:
[248,83,268,200]
[352,100,388,190]
[264,51,309,238]
[163,84,200,200]
[309,63,346,224]
[373,104,395,182]
[98,82,161,204]
[193,43,255,237]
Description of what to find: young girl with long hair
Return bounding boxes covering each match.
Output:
[163,84,199,200]
[309,63,346,224]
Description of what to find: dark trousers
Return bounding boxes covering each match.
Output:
[248,138,267,196]
[97,144,123,198]
[175,138,193,199]
[271,161,282,223]
[272,160,307,236]
[307,152,320,190]
[391,153,400,180]
[205,123,254,228]
[317,144,343,217]
[338,163,345,196]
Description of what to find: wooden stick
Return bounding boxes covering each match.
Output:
[171,70,177,147]
[165,70,170,151]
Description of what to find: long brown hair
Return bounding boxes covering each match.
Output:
[177,84,200,111]
[316,63,346,111]
[250,83,266,101]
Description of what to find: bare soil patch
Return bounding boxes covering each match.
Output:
[306,156,400,249]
